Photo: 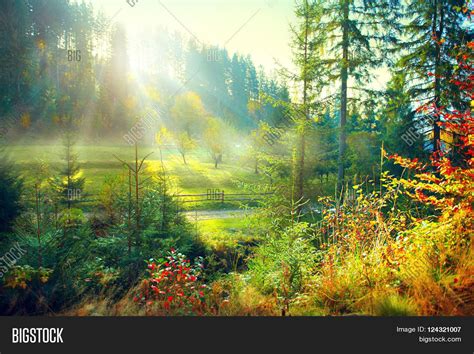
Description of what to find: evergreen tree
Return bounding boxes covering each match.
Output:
[311,109,338,183]
[396,0,472,152]
[53,117,85,210]
[381,72,425,161]
[310,0,401,192]
[99,24,130,136]
[285,0,322,206]
[0,154,24,232]
[0,0,33,108]
[230,54,250,124]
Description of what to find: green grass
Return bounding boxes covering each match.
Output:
[373,294,418,316]
[6,144,266,209]
[194,216,259,250]
[6,144,270,248]
[6,145,333,215]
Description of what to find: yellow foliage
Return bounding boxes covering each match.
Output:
[124,96,137,110]
[37,39,46,51]
[52,115,61,125]
[20,113,31,128]
[155,127,171,146]
[146,86,161,102]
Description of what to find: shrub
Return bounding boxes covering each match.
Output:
[373,294,418,316]
[134,249,208,315]
[248,223,318,315]
[312,43,473,316]
[203,273,279,316]
[0,156,23,232]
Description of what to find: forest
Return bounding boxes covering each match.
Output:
[0,0,472,316]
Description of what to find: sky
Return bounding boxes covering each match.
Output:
[85,0,297,73]
[81,0,391,99]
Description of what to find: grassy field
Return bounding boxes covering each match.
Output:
[6,144,266,211]
[189,215,259,250]
[6,145,269,249]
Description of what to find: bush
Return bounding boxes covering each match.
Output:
[373,294,418,316]
[134,249,208,315]
[0,156,23,232]
[248,223,318,315]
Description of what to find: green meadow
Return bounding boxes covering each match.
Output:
[6,145,265,200]
[6,144,266,249]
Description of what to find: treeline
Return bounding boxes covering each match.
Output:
[0,0,289,143]
[0,0,98,137]
[249,0,473,199]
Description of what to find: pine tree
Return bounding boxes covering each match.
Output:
[285,0,323,207]
[54,117,85,210]
[396,0,471,153]
[381,71,425,161]
[100,24,130,135]
[0,154,24,232]
[310,0,401,192]
[0,0,33,107]
[230,54,250,123]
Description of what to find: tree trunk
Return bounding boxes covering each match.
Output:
[67,140,72,210]
[432,0,444,153]
[296,133,306,201]
[128,169,132,258]
[160,147,166,232]
[128,168,132,282]
[35,183,42,269]
[134,143,140,247]
[338,0,349,194]
[296,1,310,207]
